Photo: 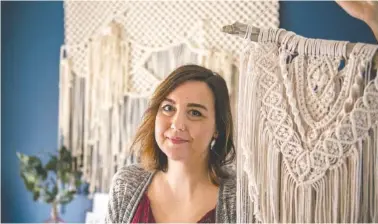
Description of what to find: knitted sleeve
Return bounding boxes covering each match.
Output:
[105,167,130,223]
[105,164,149,223]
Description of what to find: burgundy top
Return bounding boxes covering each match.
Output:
[131,193,216,223]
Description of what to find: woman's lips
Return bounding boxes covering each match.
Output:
[168,137,188,144]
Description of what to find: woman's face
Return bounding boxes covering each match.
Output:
[155,81,217,164]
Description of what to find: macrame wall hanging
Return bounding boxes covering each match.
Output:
[237,26,378,223]
[59,1,279,193]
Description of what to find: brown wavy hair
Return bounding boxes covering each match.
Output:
[130,64,235,185]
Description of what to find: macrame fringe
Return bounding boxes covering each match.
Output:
[237,26,378,223]
[237,39,264,223]
[59,23,150,193]
[58,49,72,148]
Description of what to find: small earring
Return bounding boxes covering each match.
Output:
[210,139,216,150]
[210,139,221,157]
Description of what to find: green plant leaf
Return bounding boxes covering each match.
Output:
[42,181,58,204]
[32,189,40,201]
[74,179,82,189]
[58,170,71,184]
[17,146,88,206]
[36,165,47,181]
[44,185,58,204]
[59,146,73,164]
[59,190,76,205]
[44,194,55,204]
[20,173,36,191]
[52,184,58,196]
[28,156,43,167]
[45,155,58,172]
[17,152,30,165]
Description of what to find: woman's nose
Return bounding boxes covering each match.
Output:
[170,112,186,131]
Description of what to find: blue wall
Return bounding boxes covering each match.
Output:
[280,1,376,43]
[1,1,376,223]
[1,1,92,223]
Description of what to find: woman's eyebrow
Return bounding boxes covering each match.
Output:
[187,103,208,111]
[163,98,176,104]
[163,98,208,111]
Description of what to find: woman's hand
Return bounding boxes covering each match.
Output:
[336,1,378,25]
[336,1,378,41]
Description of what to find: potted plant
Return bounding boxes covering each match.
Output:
[17,146,86,223]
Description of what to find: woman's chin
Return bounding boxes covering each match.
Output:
[165,151,188,161]
[162,148,190,161]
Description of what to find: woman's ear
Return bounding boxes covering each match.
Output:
[213,131,219,139]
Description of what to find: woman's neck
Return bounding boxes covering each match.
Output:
[161,159,213,198]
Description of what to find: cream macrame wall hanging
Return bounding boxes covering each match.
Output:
[237,26,378,223]
[59,1,279,193]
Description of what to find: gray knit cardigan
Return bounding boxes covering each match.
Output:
[105,164,236,223]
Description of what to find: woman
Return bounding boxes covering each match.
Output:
[105,65,236,223]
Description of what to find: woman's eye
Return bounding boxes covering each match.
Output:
[162,104,174,112]
[189,110,202,117]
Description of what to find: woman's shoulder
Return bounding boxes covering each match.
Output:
[221,165,236,186]
[111,163,152,187]
[106,164,153,223]
[217,166,236,222]
[219,165,236,196]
